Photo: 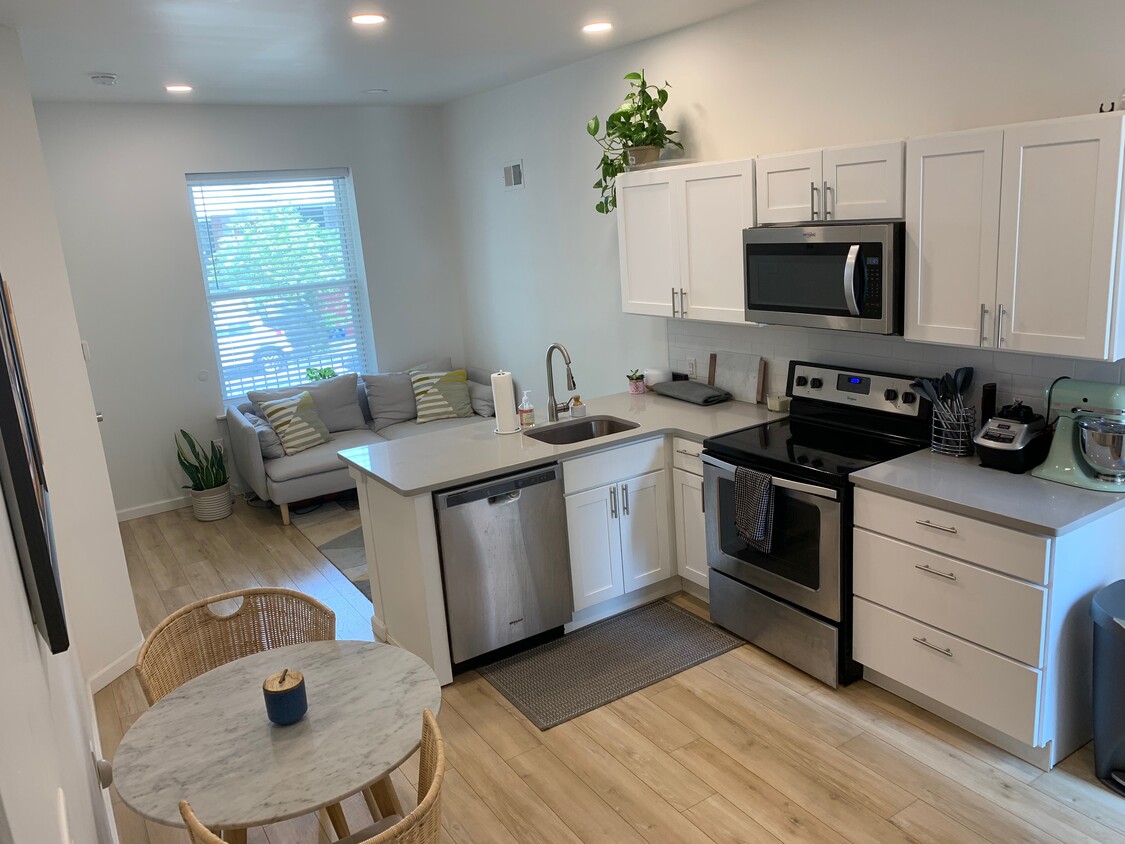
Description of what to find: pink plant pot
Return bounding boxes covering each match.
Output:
[628,380,646,395]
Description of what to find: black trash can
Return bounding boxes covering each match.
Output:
[1092,579,1125,796]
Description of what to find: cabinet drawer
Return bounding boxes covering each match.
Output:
[563,438,664,494]
[671,437,703,476]
[853,488,1049,584]
[853,598,1042,745]
[853,529,1046,666]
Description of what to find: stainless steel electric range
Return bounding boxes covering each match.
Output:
[702,360,932,687]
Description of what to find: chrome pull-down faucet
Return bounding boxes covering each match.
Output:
[545,343,577,422]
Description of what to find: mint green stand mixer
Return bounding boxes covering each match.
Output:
[1032,378,1125,491]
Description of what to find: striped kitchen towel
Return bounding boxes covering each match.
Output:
[734,466,774,553]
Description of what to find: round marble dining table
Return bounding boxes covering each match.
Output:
[114,640,441,834]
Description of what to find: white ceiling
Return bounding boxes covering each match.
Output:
[0,0,758,105]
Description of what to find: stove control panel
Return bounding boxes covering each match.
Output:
[789,362,923,417]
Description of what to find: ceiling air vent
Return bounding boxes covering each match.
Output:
[503,160,524,191]
[88,72,118,86]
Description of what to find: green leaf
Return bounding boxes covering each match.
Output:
[658,89,668,107]
[624,72,642,81]
[596,201,607,214]
[586,116,599,136]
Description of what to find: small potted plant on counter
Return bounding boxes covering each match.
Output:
[627,370,647,395]
[587,69,683,214]
[176,429,232,521]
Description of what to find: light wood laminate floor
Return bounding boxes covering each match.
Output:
[99,499,1125,844]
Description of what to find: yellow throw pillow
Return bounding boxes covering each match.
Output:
[259,391,331,455]
[410,369,474,423]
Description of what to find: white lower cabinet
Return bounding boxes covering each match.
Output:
[673,465,708,589]
[565,465,672,613]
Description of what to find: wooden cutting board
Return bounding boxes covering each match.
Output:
[712,352,765,404]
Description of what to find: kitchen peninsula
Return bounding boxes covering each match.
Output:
[338,391,779,684]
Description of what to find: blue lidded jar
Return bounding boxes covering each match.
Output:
[263,668,307,726]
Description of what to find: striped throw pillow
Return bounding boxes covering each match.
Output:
[410,369,474,424]
[259,391,331,455]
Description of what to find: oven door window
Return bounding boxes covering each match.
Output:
[716,476,825,589]
[746,242,870,317]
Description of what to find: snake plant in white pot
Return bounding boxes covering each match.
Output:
[176,429,232,521]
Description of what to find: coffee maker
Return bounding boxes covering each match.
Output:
[1032,379,1125,491]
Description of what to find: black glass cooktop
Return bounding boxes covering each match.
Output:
[704,417,927,485]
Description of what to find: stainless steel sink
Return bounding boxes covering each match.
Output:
[523,415,639,445]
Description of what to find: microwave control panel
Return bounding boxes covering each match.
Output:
[861,255,883,318]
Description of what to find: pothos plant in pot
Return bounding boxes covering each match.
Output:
[176,429,232,521]
[587,69,683,214]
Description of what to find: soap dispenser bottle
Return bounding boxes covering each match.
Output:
[570,395,586,418]
[518,391,536,428]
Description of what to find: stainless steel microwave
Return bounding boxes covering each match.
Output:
[744,221,904,335]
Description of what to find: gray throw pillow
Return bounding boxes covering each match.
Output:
[362,357,455,433]
[247,411,286,459]
[467,380,495,417]
[248,372,364,433]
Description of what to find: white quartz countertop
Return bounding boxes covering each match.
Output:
[338,391,780,496]
[852,449,1125,536]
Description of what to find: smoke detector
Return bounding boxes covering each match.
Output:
[88,72,118,86]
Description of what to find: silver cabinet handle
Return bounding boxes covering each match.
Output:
[915,518,957,534]
[96,412,104,423]
[680,288,687,318]
[810,181,819,220]
[671,287,678,318]
[913,636,953,657]
[843,245,861,316]
[996,304,1007,346]
[823,180,832,219]
[915,564,957,581]
[979,303,990,346]
[622,483,630,516]
[609,485,617,519]
[676,448,701,458]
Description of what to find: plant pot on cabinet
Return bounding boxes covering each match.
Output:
[625,145,660,167]
[191,483,232,521]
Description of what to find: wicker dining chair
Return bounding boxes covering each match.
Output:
[135,587,336,705]
[338,708,446,844]
[179,801,224,844]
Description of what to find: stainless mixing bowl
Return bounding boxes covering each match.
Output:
[1077,417,1125,481]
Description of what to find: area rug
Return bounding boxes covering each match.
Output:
[478,599,742,730]
[290,493,371,600]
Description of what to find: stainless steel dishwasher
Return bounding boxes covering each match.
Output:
[434,464,573,664]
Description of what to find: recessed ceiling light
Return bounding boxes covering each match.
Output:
[88,72,117,86]
[363,88,389,94]
[351,13,387,25]
[165,84,192,93]
[582,22,613,33]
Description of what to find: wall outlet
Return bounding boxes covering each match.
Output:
[687,358,697,378]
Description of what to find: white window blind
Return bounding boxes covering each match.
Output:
[187,169,373,400]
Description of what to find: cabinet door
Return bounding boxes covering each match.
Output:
[755,150,823,224]
[565,484,624,611]
[619,471,673,591]
[823,141,905,220]
[904,130,1004,347]
[996,115,1124,358]
[678,160,755,324]
[617,169,679,317]
[673,468,708,589]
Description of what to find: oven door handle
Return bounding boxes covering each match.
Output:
[843,244,862,317]
[702,454,839,501]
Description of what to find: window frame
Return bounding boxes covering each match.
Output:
[185,167,377,402]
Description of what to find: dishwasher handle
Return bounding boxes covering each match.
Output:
[438,465,561,508]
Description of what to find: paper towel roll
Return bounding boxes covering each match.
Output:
[491,371,520,434]
[644,368,673,387]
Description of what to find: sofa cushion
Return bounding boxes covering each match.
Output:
[249,373,364,433]
[377,415,482,441]
[246,409,286,459]
[411,369,473,423]
[264,428,382,482]
[362,356,454,432]
[259,391,331,455]
[467,380,495,417]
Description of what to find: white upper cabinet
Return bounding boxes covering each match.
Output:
[755,141,904,224]
[618,171,678,317]
[904,129,1004,346]
[996,116,1124,359]
[906,113,1125,360]
[618,159,754,323]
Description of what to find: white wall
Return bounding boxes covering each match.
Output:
[443,0,1125,404]
[0,29,141,689]
[0,24,123,843]
[34,103,465,519]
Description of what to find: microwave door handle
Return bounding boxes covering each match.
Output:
[701,454,839,501]
[843,244,861,317]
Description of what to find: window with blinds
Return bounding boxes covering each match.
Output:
[186,169,374,400]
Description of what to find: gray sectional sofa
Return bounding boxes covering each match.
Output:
[225,360,502,523]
